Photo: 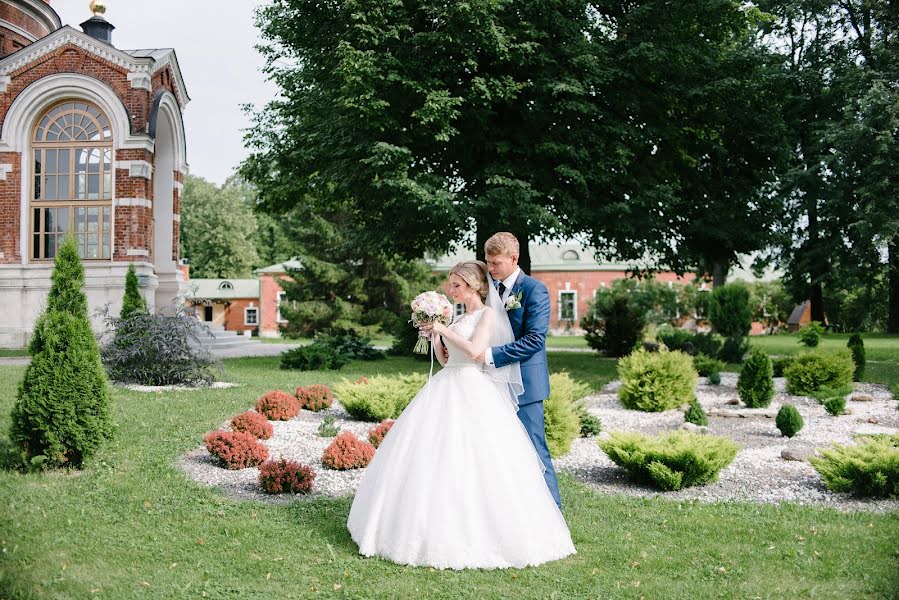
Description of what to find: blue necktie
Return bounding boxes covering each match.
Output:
[497,281,507,297]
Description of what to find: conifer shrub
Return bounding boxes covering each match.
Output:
[321,432,375,470]
[578,408,602,437]
[231,411,273,439]
[708,284,752,338]
[582,294,646,357]
[771,356,794,378]
[120,263,147,319]
[737,350,775,408]
[598,430,739,491]
[692,353,725,378]
[708,371,722,385]
[280,344,348,371]
[847,334,865,381]
[544,373,586,457]
[314,330,384,361]
[798,321,824,347]
[691,333,723,359]
[617,347,698,412]
[811,433,899,498]
[204,430,269,469]
[718,335,750,364]
[655,325,697,354]
[317,415,340,437]
[684,398,708,426]
[255,390,301,421]
[333,373,426,421]
[775,405,804,438]
[823,395,846,416]
[10,235,113,468]
[296,384,334,411]
[259,458,316,494]
[367,419,395,448]
[783,350,855,397]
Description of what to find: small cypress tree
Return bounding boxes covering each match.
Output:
[776,405,804,438]
[737,349,775,408]
[10,236,113,468]
[684,398,708,426]
[847,334,865,381]
[120,263,147,319]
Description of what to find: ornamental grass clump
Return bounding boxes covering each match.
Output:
[811,433,899,498]
[598,430,739,491]
[544,372,587,456]
[204,430,269,469]
[783,350,855,397]
[847,334,865,381]
[367,420,395,448]
[10,235,113,469]
[296,384,334,411]
[255,390,300,421]
[776,405,804,438]
[259,458,316,494]
[321,432,375,470]
[737,350,775,408]
[230,411,273,440]
[334,373,427,421]
[684,398,708,426]
[617,347,697,412]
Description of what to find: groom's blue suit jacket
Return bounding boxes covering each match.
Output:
[491,272,551,405]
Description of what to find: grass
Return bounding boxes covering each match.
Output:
[1,355,897,598]
[546,335,589,349]
[0,349,28,358]
[749,332,899,362]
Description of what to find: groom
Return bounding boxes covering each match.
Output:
[476,232,562,509]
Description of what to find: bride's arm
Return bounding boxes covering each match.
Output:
[434,334,449,366]
[426,310,495,361]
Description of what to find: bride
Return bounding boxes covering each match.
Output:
[347,260,576,570]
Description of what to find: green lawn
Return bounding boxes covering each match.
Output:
[1,355,897,599]
[0,349,28,358]
[749,332,899,362]
[546,335,589,349]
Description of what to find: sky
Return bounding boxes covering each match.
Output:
[51,0,278,185]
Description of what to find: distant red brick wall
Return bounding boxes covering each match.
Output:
[223,298,260,333]
[259,273,292,336]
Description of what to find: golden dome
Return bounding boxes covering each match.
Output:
[89,0,106,16]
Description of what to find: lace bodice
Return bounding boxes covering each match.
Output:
[444,308,487,367]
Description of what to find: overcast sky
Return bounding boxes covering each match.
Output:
[52,0,278,185]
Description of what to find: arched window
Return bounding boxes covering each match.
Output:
[562,250,579,261]
[219,281,234,291]
[31,100,113,260]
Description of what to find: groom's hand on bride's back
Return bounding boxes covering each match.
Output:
[474,351,486,363]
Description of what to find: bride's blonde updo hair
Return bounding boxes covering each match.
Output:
[448,260,490,301]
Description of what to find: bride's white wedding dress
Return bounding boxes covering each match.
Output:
[347,308,576,570]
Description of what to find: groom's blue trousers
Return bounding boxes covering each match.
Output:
[517,401,562,509]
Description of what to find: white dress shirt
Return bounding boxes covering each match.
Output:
[485,267,521,366]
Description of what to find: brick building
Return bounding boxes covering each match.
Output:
[0,1,189,347]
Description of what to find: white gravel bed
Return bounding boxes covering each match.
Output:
[118,381,239,393]
[179,376,899,512]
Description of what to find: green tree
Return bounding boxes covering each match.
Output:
[180,175,259,278]
[120,263,147,319]
[10,235,113,468]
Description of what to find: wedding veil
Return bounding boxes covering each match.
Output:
[485,278,524,410]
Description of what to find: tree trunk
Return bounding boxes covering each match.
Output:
[710,260,729,288]
[476,225,531,274]
[889,239,899,333]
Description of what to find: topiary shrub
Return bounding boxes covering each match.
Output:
[847,334,865,381]
[598,430,739,491]
[783,350,855,397]
[204,430,269,469]
[367,419,395,448]
[582,293,646,358]
[578,408,602,437]
[708,371,721,385]
[317,415,339,437]
[120,263,147,319]
[771,356,794,378]
[231,411,273,439]
[708,284,752,338]
[280,344,348,371]
[321,432,375,470]
[692,353,725,378]
[296,384,334,411]
[718,335,750,364]
[811,433,899,498]
[798,321,824,347]
[544,373,586,457]
[333,373,427,421]
[684,399,708,426]
[737,350,775,408]
[255,390,301,421]
[655,325,697,355]
[259,458,316,494]
[10,235,113,468]
[691,333,723,359]
[823,395,846,416]
[775,405,804,438]
[617,347,698,412]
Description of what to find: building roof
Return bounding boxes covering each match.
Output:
[430,243,644,272]
[255,259,303,275]
[787,301,810,325]
[186,278,259,300]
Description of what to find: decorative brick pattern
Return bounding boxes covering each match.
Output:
[0,3,53,44]
[0,150,19,262]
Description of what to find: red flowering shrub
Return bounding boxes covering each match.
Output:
[368,419,395,448]
[204,430,269,470]
[321,432,376,470]
[259,458,316,494]
[255,390,300,421]
[296,384,334,412]
[230,411,274,439]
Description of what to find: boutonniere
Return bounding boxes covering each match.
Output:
[505,292,523,311]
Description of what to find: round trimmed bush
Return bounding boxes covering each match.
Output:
[321,432,375,470]
[259,458,316,494]
[255,390,300,421]
[783,350,855,397]
[296,384,334,411]
[231,411,273,439]
[617,347,698,412]
[847,334,865,381]
[579,410,602,437]
[684,399,708,426]
[708,371,722,385]
[737,350,775,408]
[545,372,586,456]
[204,430,269,469]
[776,405,804,438]
[708,284,752,338]
[823,395,846,416]
[692,353,725,378]
[367,419,395,448]
[334,374,426,421]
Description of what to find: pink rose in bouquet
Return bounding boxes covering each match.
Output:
[410,291,454,354]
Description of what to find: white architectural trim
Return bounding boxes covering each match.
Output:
[8,0,61,34]
[115,160,153,179]
[558,289,578,322]
[116,198,152,209]
[172,214,181,223]
[244,306,259,326]
[0,164,12,180]
[0,19,37,43]
[173,180,183,193]
[0,76,10,92]
[154,91,188,173]
[127,71,152,91]
[126,249,150,257]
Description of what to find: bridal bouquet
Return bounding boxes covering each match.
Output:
[410,291,454,354]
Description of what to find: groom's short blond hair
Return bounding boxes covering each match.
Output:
[484,232,520,257]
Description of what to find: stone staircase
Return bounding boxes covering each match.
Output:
[194,325,260,353]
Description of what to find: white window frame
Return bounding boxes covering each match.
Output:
[559,290,577,322]
[276,291,287,322]
[454,303,466,318]
[244,306,259,326]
